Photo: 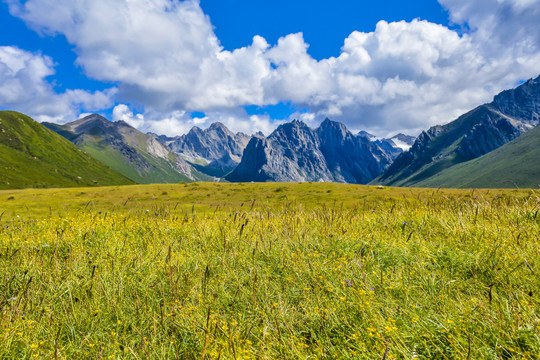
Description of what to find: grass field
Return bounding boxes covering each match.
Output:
[0,183,539,359]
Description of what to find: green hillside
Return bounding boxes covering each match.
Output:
[414,125,540,188]
[44,114,212,184]
[75,134,194,184]
[0,111,135,189]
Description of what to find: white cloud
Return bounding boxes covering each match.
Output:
[0,46,117,123]
[4,0,540,136]
[110,103,282,137]
[112,104,145,129]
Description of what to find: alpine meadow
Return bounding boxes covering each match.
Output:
[0,183,538,359]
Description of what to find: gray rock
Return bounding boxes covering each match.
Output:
[227,118,394,184]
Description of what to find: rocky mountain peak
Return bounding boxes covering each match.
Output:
[68,113,114,134]
[208,122,229,132]
[272,120,319,150]
[44,114,197,184]
[316,118,351,145]
[166,122,253,177]
[319,118,348,134]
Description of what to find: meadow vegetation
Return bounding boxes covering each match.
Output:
[0,182,539,359]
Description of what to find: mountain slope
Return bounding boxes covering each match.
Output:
[44,114,207,184]
[0,111,134,189]
[412,125,540,188]
[226,119,393,184]
[160,123,251,177]
[375,76,540,186]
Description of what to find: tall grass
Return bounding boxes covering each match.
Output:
[0,183,539,359]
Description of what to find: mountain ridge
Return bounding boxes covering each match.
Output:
[375,76,540,187]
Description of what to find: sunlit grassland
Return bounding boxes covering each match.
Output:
[0,183,539,359]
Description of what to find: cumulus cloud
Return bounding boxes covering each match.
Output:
[0,46,117,123]
[112,104,145,129]
[441,0,540,54]
[5,0,540,136]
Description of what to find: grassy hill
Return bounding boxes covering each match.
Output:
[414,125,540,188]
[0,111,135,189]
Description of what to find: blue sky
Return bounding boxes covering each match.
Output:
[1,0,540,136]
[200,0,451,59]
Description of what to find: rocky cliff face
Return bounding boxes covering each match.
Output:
[376,75,540,186]
[226,119,393,184]
[162,122,251,176]
[490,76,540,123]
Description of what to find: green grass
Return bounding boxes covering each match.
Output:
[0,111,134,189]
[0,183,539,359]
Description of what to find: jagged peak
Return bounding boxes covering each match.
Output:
[524,74,540,86]
[289,119,309,127]
[492,74,540,107]
[208,122,228,132]
[278,119,312,132]
[319,118,346,129]
[317,118,350,141]
[188,126,203,135]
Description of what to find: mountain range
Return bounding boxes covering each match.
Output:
[226,119,401,183]
[374,75,540,187]
[43,114,409,185]
[3,75,539,189]
[409,123,540,188]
